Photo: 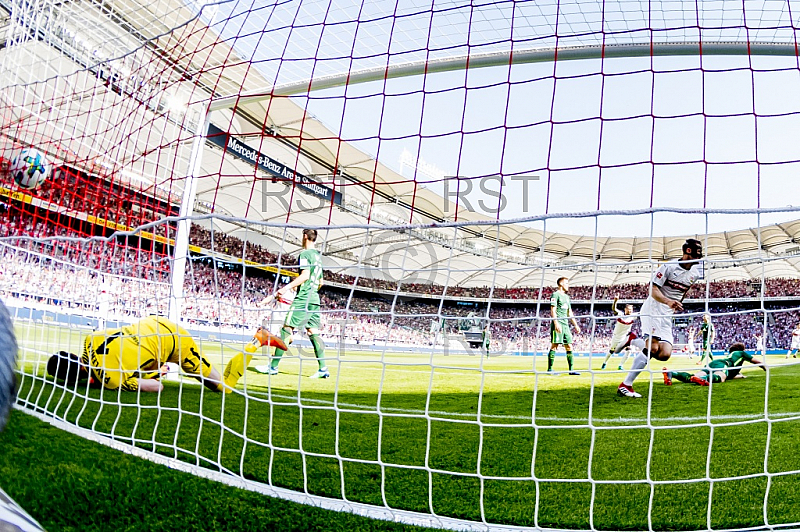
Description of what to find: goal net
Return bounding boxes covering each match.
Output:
[3,0,800,530]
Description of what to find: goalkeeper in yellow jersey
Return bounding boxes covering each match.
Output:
[45,316,254,393]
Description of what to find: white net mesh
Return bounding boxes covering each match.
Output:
[3,0,800,530]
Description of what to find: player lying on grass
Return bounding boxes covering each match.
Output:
[662,342,765,386]
[45,316,285,393]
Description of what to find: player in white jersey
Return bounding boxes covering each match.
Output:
[687,327,697,359]
[252,291,293,373]
[786,323,800,359]
[617,239,704,398]
[600,296,637,370]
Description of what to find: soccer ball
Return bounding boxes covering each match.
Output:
[9,148,50,190]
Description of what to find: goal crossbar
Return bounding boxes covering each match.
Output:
[210,41,800,111]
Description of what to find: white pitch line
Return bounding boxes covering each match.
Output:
[251,390,800,424]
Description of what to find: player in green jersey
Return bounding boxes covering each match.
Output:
[662,342,765,386]
[697,314,715,364]
[247,229,328,378]
[548,277,582,375]
[482,325,492,358]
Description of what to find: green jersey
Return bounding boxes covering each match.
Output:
[719,350,754,378]
[550,290,571,323]
[295,248,323,305]
[701,321,714,344]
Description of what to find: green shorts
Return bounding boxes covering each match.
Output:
[285,300,321,330]
[702,359,728,378]
[550,322,572,345]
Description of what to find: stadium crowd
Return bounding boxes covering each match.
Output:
[2,242,799,353]
[0,215,171,281]
[3,218,800,353]
[188,226,800,300]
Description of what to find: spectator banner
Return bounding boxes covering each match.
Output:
[207,123,343,206]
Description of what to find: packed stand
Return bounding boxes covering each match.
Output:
[4,218,800,353]
[3,244,800,354]
[0,215,171,281]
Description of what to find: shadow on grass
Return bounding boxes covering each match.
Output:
[10,364,800,530]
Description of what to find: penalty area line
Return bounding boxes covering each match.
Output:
[248,390,800,424]
[18,345,800,424]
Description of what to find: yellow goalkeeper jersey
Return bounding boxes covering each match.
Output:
[81,316,211,392]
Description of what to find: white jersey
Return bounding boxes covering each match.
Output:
[792,328,800,349]
[640,260,703,344]
[642,260,703,317]
[612,314,635,339]
[653,260,702,300]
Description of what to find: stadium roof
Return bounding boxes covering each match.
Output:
[3,0,800,288]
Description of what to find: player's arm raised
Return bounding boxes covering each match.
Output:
[612,296,619,316]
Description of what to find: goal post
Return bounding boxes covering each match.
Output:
[168,109,210,324]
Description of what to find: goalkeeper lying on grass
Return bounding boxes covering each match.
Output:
[46,315,284,393]
[662,342,766,386]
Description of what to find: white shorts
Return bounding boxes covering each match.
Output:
[610,331,634,351]
[640,302,674,345]
[791,338,800,350]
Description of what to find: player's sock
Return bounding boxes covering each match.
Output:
[223,353,253,389]
[547,350,556,371]
[711,374,722,383]
[622,352,648,387]
[602,351,613,368]
[309,333,326,370]
[619,350,632,368]
[270,328,292,370]
[566,351,574,370]
[671,371,693,383]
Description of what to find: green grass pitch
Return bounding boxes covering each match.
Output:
[3,320,800,531]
